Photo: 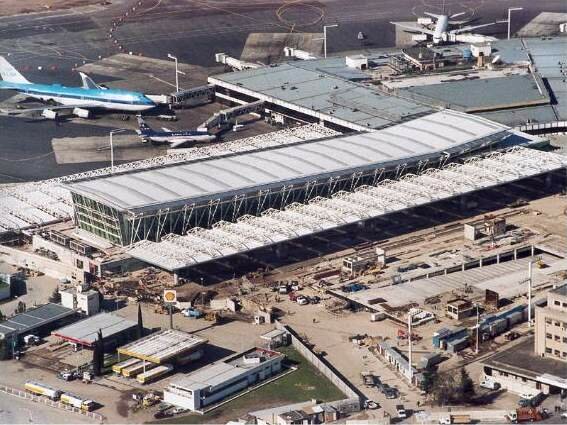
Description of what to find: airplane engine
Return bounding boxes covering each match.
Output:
[41,109,58,120]
[72,107,90,118]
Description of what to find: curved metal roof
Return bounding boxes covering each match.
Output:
[67,110,514,213]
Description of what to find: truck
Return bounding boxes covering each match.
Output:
[122,361,156,378]
[136,364,174,384]
[439,414,471,424]
[60,393,96,411]
[112,358,141,375]
[506,408,545,423]
[24,381,62,400]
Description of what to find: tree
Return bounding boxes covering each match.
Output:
[48,288,61,303]
[93,329,104,376]
[421,370,437,394]
[136,303,144,339]
[431,372,456,406]
[15,301,26,315]
[457,367,475,403]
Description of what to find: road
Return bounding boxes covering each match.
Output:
[0,392,94,424]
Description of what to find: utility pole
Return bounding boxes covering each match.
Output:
[109,129,127,173]
[528,259,533,327]
[167,53,179,93]
[507,7,523,40]
[475,304,480,354]
[408,312,413,383]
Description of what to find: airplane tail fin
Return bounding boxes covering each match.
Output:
[0,56,30,84]
[79,72,100,90]
[136,115,152,132]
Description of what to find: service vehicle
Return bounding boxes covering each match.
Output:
[23,335,40,346]
[24,381,61,400]
[439,414,471,424]
[136,364,174,384]
[60,393,96,411]
[506,407,545,423]
[479,379,500,390]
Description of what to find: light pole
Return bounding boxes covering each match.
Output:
[109,128,127,172]
[528,259,533,327]
[323,24,338,58]
[475,303,480,354]
[408,310,416,384]
[167,53,179,93]
[507,7,523,40]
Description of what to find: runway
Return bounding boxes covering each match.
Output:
[0,0,565,182]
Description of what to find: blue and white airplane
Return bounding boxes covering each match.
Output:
[136,115,215,148]
[0,56,155,118]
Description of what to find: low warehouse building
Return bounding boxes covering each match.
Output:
[164,347,284,411]
[0,303,76,358]
[52,312,137,351]
[117,329,207,367]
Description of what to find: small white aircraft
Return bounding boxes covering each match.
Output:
[391,11,502,45]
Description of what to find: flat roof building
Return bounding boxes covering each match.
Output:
[52,312,137,350]
[164,347,284,412]
[117,329,207,365]
[535,284,567,362]
[0,303,76,357]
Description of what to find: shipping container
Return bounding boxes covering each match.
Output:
[136,364,173,384]
[506,311,524,327]
[24,381,61,400]
[447,336,469,353]
[112,358,140,375]
[122,360,156,378]
[60,393,95,411]
[490,318,508,336]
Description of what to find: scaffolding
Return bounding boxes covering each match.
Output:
[128,147,567,271]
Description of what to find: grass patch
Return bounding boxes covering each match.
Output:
[156,346,345,424]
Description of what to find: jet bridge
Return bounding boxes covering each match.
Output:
[200,100,264,130]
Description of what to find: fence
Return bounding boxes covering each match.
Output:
[275,322,362,413]
[0,384,104,423]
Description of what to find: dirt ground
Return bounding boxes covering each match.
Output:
[0,0,102,17]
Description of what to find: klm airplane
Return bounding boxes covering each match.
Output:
[136,115,215,148]
[0,56,155,118]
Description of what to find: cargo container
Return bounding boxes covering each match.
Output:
[137,364,174,384]
[506,311,523,327]
[112,358,140,375]
[24,381,62,400]
[490,318,508,336]
[122,360,156,378]
[447,336,469,353]
[60,393,95,411]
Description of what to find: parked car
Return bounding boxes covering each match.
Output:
[384,387,398,399]
[505,331,521,341]
[296,296,309,305]
[479,379,500,390]
[396,404,407,419]
[364,400,379,410]
[57,370,76,381]
[361,372,374,387]
[309,295,321,304]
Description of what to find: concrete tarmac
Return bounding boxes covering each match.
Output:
[0,0,565,182]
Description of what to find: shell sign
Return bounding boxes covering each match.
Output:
[163,289,177,304]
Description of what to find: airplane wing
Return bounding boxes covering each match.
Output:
[423,12,442,19]
[390,21,435,35]
[161,127,172,132]
[450,22,500,34]
[0,104,93,114]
